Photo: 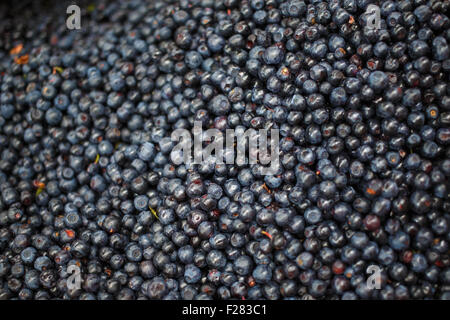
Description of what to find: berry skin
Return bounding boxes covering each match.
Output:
[207,35,225,53]
[184,264,202,284]
[20,247,38,265]
[368,71,389,91]
[389,231,410,251]
[252,265,273,284]
[411,254,428,273]
[263,46,284,65]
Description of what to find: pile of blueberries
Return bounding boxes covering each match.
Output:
[0,0,449,300]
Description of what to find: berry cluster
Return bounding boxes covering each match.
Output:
[0,0,449,300]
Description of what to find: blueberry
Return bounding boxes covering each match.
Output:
[185,51,203,69]
[233,255,253,276]
[20,247,38,265]
[411,254,428,273]
[208,95,231,116]
[34,256,52,272]
[253,264,273,284]
[184,264,202,284]
[304,207,322,225]
[368,71,388,91]
[138,142,155,161]
[310,279,327,298]
[125,244,143,262]
[147,277,168,299]
[207,35,225,53]
[296,252,314,270]
[263,46,284,65]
